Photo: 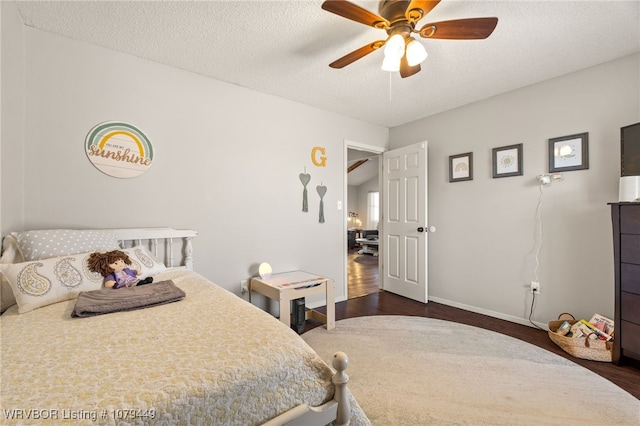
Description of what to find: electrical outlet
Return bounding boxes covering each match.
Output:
[530,281,540,294]
[240,280,248,293]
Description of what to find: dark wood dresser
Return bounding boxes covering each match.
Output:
[610,202,640,365]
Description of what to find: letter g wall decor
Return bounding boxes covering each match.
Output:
[299,146,329,223]
[85,121,154,178]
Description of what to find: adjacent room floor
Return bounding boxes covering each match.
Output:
[347,248,379,299]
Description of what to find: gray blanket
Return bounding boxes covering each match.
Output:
[72,280,185,317]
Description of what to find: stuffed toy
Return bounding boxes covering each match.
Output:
[87,250,153,289]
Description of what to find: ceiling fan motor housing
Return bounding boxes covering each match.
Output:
[379,0,421,38]
[379,0,413,24]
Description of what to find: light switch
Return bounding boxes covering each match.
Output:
[337,201,342,210]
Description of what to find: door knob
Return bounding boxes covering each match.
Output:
[417,226,436,233]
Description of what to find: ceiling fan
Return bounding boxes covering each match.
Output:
[321,0,498,78]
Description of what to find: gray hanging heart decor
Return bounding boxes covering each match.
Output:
[299,173,311,212]
[316,185,327,223]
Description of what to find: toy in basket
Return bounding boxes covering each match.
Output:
[547,313,613,362]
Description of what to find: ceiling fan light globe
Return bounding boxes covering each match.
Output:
[381,55,401,72]
[383,34,405,59]
[406,39,428,66]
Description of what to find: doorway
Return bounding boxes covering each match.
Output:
[346,143,383,299]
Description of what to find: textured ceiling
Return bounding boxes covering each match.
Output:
[14,0,640,128]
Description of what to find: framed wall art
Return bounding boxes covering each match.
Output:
[449,152,473,182]
[548,132,589,172]
[85,121,154,178]
[492,143,523,178]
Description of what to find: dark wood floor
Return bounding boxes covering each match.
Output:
[305,250,640,400]
[345,249,380,299]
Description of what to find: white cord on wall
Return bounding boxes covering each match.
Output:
[529,178,551,330]
[532,173,562,284]
[534,183,544,283]
[529,174,562,330]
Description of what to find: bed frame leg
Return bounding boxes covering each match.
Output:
[332,351,351,426]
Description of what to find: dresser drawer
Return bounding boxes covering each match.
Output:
[622,263,640,294]
[621,292,640,324]
[621,204,640,234]
[621,320,640,357]
[621,234,640,265]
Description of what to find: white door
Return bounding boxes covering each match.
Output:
[381,142,428,303]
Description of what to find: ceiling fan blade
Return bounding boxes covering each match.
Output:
[405,0,441,23]
[418,17,498,39]
[399,55,421,78]
[329,41,385,69]
[322,0,389,29]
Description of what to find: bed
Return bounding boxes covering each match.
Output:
[0,228,369,425]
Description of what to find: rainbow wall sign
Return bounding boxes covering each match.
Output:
[85,122,154,178]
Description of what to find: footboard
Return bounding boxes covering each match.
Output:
[263,352,352,426]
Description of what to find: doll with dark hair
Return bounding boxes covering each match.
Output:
[87,250,153,289]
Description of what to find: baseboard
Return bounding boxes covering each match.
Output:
[309,293,547,330]
[428,296,548,331]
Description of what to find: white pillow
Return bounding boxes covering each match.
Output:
[0,246,166,314]
[0,251,105,314]
[119,246,167,278]
[11,229,121,261]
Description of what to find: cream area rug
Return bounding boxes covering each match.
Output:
[302,316,640,425]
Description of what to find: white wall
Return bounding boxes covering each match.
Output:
[3,25,389,310]
[354,176,379,230]
[390,53,640,326]
[347,185,359,218]
[0,1,25,234]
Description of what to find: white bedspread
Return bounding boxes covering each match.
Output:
[0,269,369,425]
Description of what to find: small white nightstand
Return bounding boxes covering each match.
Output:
[249,270,335,330]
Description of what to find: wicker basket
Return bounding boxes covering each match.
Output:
[547,313,613,362]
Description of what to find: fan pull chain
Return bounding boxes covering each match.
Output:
[388,72,393,101]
